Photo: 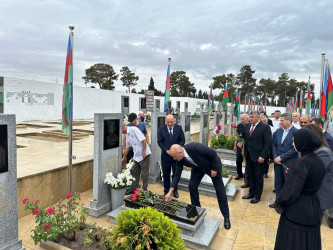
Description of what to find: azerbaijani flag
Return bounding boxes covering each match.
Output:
[233,91,240,118]
[222,84,229,112]
[299,91,303,114]
[306,84,311,116]
[319,66,328,118]
[327,62,333,112]
[164,62,171,113]
[62,35,73,135]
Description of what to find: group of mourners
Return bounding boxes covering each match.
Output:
[120,110,333,250]
[234,110,333,250]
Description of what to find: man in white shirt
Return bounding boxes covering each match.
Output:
[291,112,301,129]
[272,110,281,131]
[122,126,151,194]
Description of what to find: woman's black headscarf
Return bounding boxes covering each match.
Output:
[293,128,322,154]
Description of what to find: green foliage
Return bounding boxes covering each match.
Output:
[170,71,196,97]
[82,63,119,90]
[210,134,236,150]
[222,165,230,178]
[105,207,186,250]
[120,66,139,93]
[191,112,200,118]
[23,193,85,245]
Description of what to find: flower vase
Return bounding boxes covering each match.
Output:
[140,117,145,122]
[110,188,126,210]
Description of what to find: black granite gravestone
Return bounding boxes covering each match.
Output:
[103,119,120,150]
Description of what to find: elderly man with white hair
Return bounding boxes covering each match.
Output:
[291,112,301,129]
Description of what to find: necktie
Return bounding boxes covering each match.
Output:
[169,127,173,137]
[249,125,255,136]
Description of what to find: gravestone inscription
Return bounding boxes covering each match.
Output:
[181,112,191,143]
[84,113,122,217]
[200,112,209,146]
[0,115,24,250]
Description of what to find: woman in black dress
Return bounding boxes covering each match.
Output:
[274,128,326,250]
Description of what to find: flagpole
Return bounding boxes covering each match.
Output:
[318,52,325,117]
[68,25,74,194]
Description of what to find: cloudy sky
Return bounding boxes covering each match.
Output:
[1,0,333,98]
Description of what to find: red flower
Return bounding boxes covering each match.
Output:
[66,194,72,198]
[45,224,51,230]
[23,198,29,204]
[33,200,39,205]
[46,207,54,214]
[134,188,139,194]
[33,209,39,215]
[77,192,82,196]
[131,194,137,202]
[285,168,290,174]
[136,194,140,198]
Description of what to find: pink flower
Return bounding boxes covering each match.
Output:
[45,224,51,230]
[217,124,222,129]
[77,192,82,196]
[131,194,137,201]
[23,198,29,204]
[33,209,39,215]
[33,200,39,205]
[46,207,54,214]
[89,229,93,233]
[66,194,72,198]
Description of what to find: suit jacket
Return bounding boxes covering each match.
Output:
[324,131,333,151]
[268,119,273,127]
[157,124,185,162]
[244,121,272,162]
[171,142,222,189]
[271,126,298,167]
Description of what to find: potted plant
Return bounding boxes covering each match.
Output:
[104,159,135,210]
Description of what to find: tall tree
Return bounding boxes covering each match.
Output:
[197,89,203,99]
[170,71,196,97]
[236,65,257,101]
[131,88,137,93]
[276,73,290,106]
[211,73,237,101]
[82,63,119,90]
[255,78,276,105]
[120,66,139,93]
[148,77,155,91]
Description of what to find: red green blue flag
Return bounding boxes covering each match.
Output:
[164,63,171,113]
[62,35,73,135]
[319,66,328,118]
[306,84,311,116]
[327,63,333,112]
[233,91,240,118]
[222,84,229,112]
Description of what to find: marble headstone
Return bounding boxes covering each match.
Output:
[213,112,220,129]
[228,112,233,136]
[180,112,191,143]
[0,115,24,250]
[149,112,166,183]
[199,112,209,146]
[84,113,122,217]
[221,112,226,135]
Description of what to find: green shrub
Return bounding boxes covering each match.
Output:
[222,165,230,178]
[105,207,186,250]
[210,134,235,150]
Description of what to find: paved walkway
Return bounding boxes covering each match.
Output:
[18,167,333,249]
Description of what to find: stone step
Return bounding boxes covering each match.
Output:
[177,182,238,201]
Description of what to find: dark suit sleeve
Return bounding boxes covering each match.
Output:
[170,161,183,189]
[196,144,219,171]
[271,131,278,159]
[280,131,297,162]
[260,124,272,159]
[178,126,185,146]
[157,127,168,152]
[324,132,333,151]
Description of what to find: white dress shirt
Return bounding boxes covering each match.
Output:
[126,126,151,162]
[292,122,301,129]
[183,148,197,166]
[272,118,280,131]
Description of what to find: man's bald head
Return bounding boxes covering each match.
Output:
[300,114,310,128]
[166,114,175,128]
[292,112,300,123]
[169,144,184,161]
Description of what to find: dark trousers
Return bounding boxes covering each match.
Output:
[188,167,230,218]
[263,162,269,175]
[247,158,264,199]
[129,155,150,192]
[274,163,288,199]
[236,146,244,177]
[162,159,178,194]
[126,149,134,163]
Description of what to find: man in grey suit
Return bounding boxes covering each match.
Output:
[270,113,298,208]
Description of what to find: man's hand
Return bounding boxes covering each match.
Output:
[233,146,237,152]
[164,191,172,201]
[237,142,243,148]
[274,156,282,164]
[211,170,217,177]
[166,150,170,155]
[258,157,265,163]
[142,151,147,159]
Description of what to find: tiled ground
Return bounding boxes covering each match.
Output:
[18,168,333,249]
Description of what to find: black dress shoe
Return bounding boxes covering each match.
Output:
[250,197,260,204]
[224,218,231,230]
[125,189,134,195]
[242,193,254,199]
[235,175,243,180]
[273,189,276,193]
[173,190,179,198]
[269,203,276,208]
[241,184,249,188]
[264,174,268,178]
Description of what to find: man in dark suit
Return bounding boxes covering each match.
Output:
[260,111,273,127]
[270,113,298,208]
[242,110,272,204]
[157,114,185,198]
[310,118,333,150]
[164,142,231,229]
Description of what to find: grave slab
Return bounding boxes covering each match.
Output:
[199,112,209,146]
[180,112,191,144]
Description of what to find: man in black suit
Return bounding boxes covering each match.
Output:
[157,114,185,198]
[164,142,231,229]
[310,118,333,150]
[242,110,272,204]
[260,110,273,127]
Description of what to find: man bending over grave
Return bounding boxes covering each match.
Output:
[164,142,231,230]
[122,126,151,195]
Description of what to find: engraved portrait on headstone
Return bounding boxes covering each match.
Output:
[185,115,190,132]
[158,117,165,129]
[0,125,8,173]
[204,114,208,128]
[103,119,120,150]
